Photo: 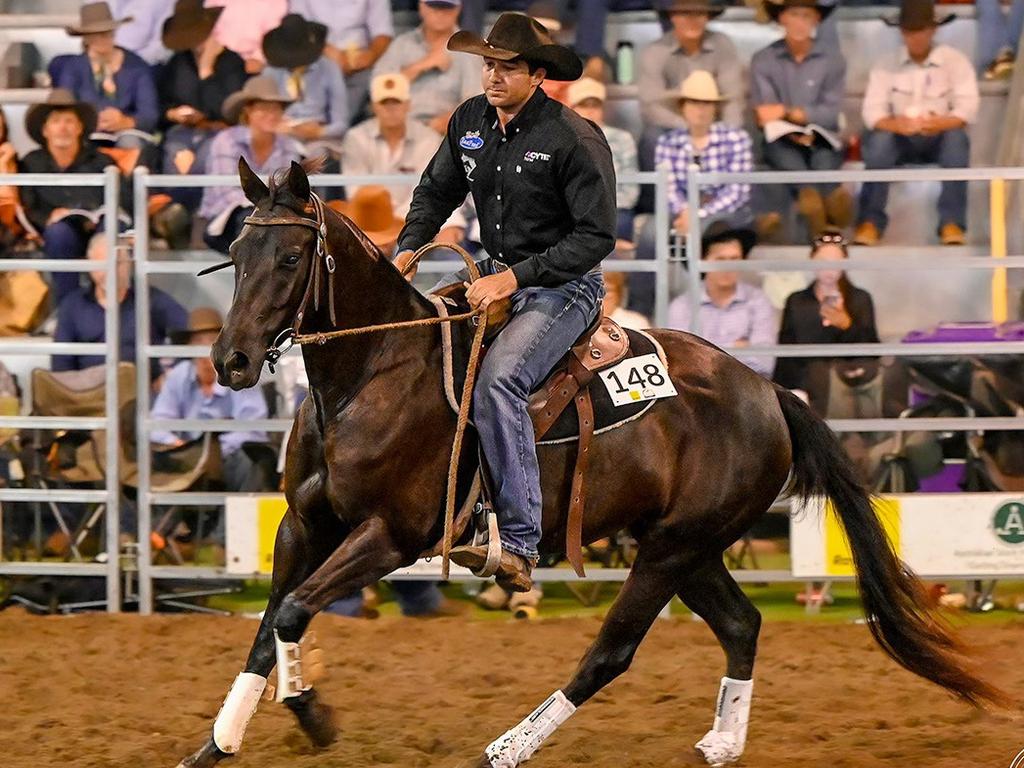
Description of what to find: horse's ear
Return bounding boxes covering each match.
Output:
[287,160,310,203]
[239,156,270,206]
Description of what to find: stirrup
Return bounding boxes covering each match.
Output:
[469,499,503,578]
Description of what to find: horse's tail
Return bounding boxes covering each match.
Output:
[775,386,1009,707]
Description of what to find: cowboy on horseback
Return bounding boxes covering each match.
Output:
[395,13,617,592]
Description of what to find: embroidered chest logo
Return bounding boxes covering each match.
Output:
[523,151,551,163]
[461,153,477,182]
[459,131,484,150]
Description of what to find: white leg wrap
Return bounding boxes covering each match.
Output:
[484,690,576,768]
[212,672,267,754]
[694,677,753,767]
[274,629,311,702]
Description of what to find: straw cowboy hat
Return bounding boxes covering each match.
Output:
[567,77,606,107]
[221,76,294,125]
[763,0,835,22]
[884,0,955,29]
[24,89,98,146]
[162,0,224,52]
[658,0,726,19]
[662,69,725,104]
[66,2,132,36]
[447,11,583,82]
[262,14,328,70]
[169,306,223,345]
[330,187,404,247]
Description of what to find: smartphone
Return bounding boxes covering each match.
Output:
[822,294,840,308]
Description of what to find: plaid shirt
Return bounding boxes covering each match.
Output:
[655,123,752,219]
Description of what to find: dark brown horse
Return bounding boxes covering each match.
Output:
[177,160,1002,768]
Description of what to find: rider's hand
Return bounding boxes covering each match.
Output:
[465,270,518,310]
[394,249,417,280]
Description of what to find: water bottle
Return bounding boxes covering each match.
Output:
[616,41,634,85]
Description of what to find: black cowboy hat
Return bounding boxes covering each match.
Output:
[25,89,97,146]
[764,0,835,22]
[262,14,328,70]
[162,0,224,52]
[657,0,726,19]
[701,221,757,257]
[447,11,583,82]
[884,0,955,30]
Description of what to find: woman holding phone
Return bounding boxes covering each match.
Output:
[773,228,880,415]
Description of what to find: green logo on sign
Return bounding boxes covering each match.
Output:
[994,502,1024,545]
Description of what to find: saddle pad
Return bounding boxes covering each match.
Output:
[432,297,664,445]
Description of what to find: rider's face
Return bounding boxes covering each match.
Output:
[482,57,544,111]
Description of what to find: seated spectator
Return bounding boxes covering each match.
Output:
[342,73,466,243]
[372,0,478,134]
[854,0,978,247]
[567,77,639,244]
[333,185,405,257]
[637,0,743,138]
[58,3,160,151]
[602,271,650,329]
[17,90,119,305]
[261,14,350,151]
[773,229,880,415]
[207,0,287,74]
[751,0,850,239]
[52,232,187,374]
[150,307,270,492]
[0,105,31,254]
[289,0,395,119]
[976,0,1024,79]
[667,223,775,376]
[199,77,301,252]
[107,0,175,65]
[156,0,247,191]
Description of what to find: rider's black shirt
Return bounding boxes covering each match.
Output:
[397,87,617,289]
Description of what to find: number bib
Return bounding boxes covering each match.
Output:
[598,353,678,407]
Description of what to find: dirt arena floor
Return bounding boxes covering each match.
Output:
[3,610,1023,768]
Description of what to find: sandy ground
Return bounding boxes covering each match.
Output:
[2,611,1022,768]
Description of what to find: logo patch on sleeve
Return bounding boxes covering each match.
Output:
[459,131,484,150]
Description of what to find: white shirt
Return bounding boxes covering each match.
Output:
[862,44,979,129]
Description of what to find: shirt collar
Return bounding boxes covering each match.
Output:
[701,281,751,308]
[670,32,714,56]
[899,46,940,67]
[775,37,824,62]
[485,86,548,134]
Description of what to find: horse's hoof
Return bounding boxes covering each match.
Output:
[694,730,742,766]
[176,736,231,767]
[472,754,494,768]
[285,689,340,748]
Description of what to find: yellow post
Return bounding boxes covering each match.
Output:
[991,178,1008,323]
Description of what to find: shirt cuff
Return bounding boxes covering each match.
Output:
[510,259,538,289]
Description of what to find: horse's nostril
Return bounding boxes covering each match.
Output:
[226,351,250,377]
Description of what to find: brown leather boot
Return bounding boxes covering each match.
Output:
[853,221,880,246]
[940,223,966,246]
[450,545,536,592]
[824,188,854,228]
[797,187,827,238]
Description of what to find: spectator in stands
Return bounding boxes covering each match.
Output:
[751,0,850,239]
[602,271,650,329]
[637,0,743,132]
[151,307,270,491]
[57,3,160,151]
[976,0,1024,79]
[52,232,187,374]
[207,0,287,74]
[567,77,639,245]
[667,223,775,376]
[0,106,30,254]
[372,0,479,134]
[854,0,978,247]
[773,229,880,414]
[332,185,405,256]
[156,0,247,186]
[18,90,118,305]
[262,14,350,150]
[289,0,394,119]
[106,0,176,65]
[200,77,301,252]
[342,73,466,242]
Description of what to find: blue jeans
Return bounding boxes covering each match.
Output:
[857,128,970,233]
[434,259,605,559]
[762,137,844,197]
[43,219,90,305]
[325,581,444,617]
[976,0,1024,69]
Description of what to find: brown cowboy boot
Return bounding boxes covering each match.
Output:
[450,545,536,592]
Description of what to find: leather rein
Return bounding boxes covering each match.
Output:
[197,191,486,578]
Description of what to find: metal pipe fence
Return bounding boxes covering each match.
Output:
[4,165,1024,612]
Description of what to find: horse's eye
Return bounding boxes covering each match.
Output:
[283,252,302,266]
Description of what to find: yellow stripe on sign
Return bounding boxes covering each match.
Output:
[257,497,288,574]
[824,497,900,576]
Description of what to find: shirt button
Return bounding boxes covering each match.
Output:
[497,165,501,171]
[497,194,501,200]
[496,223,501,230]
[501,137,506,143]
